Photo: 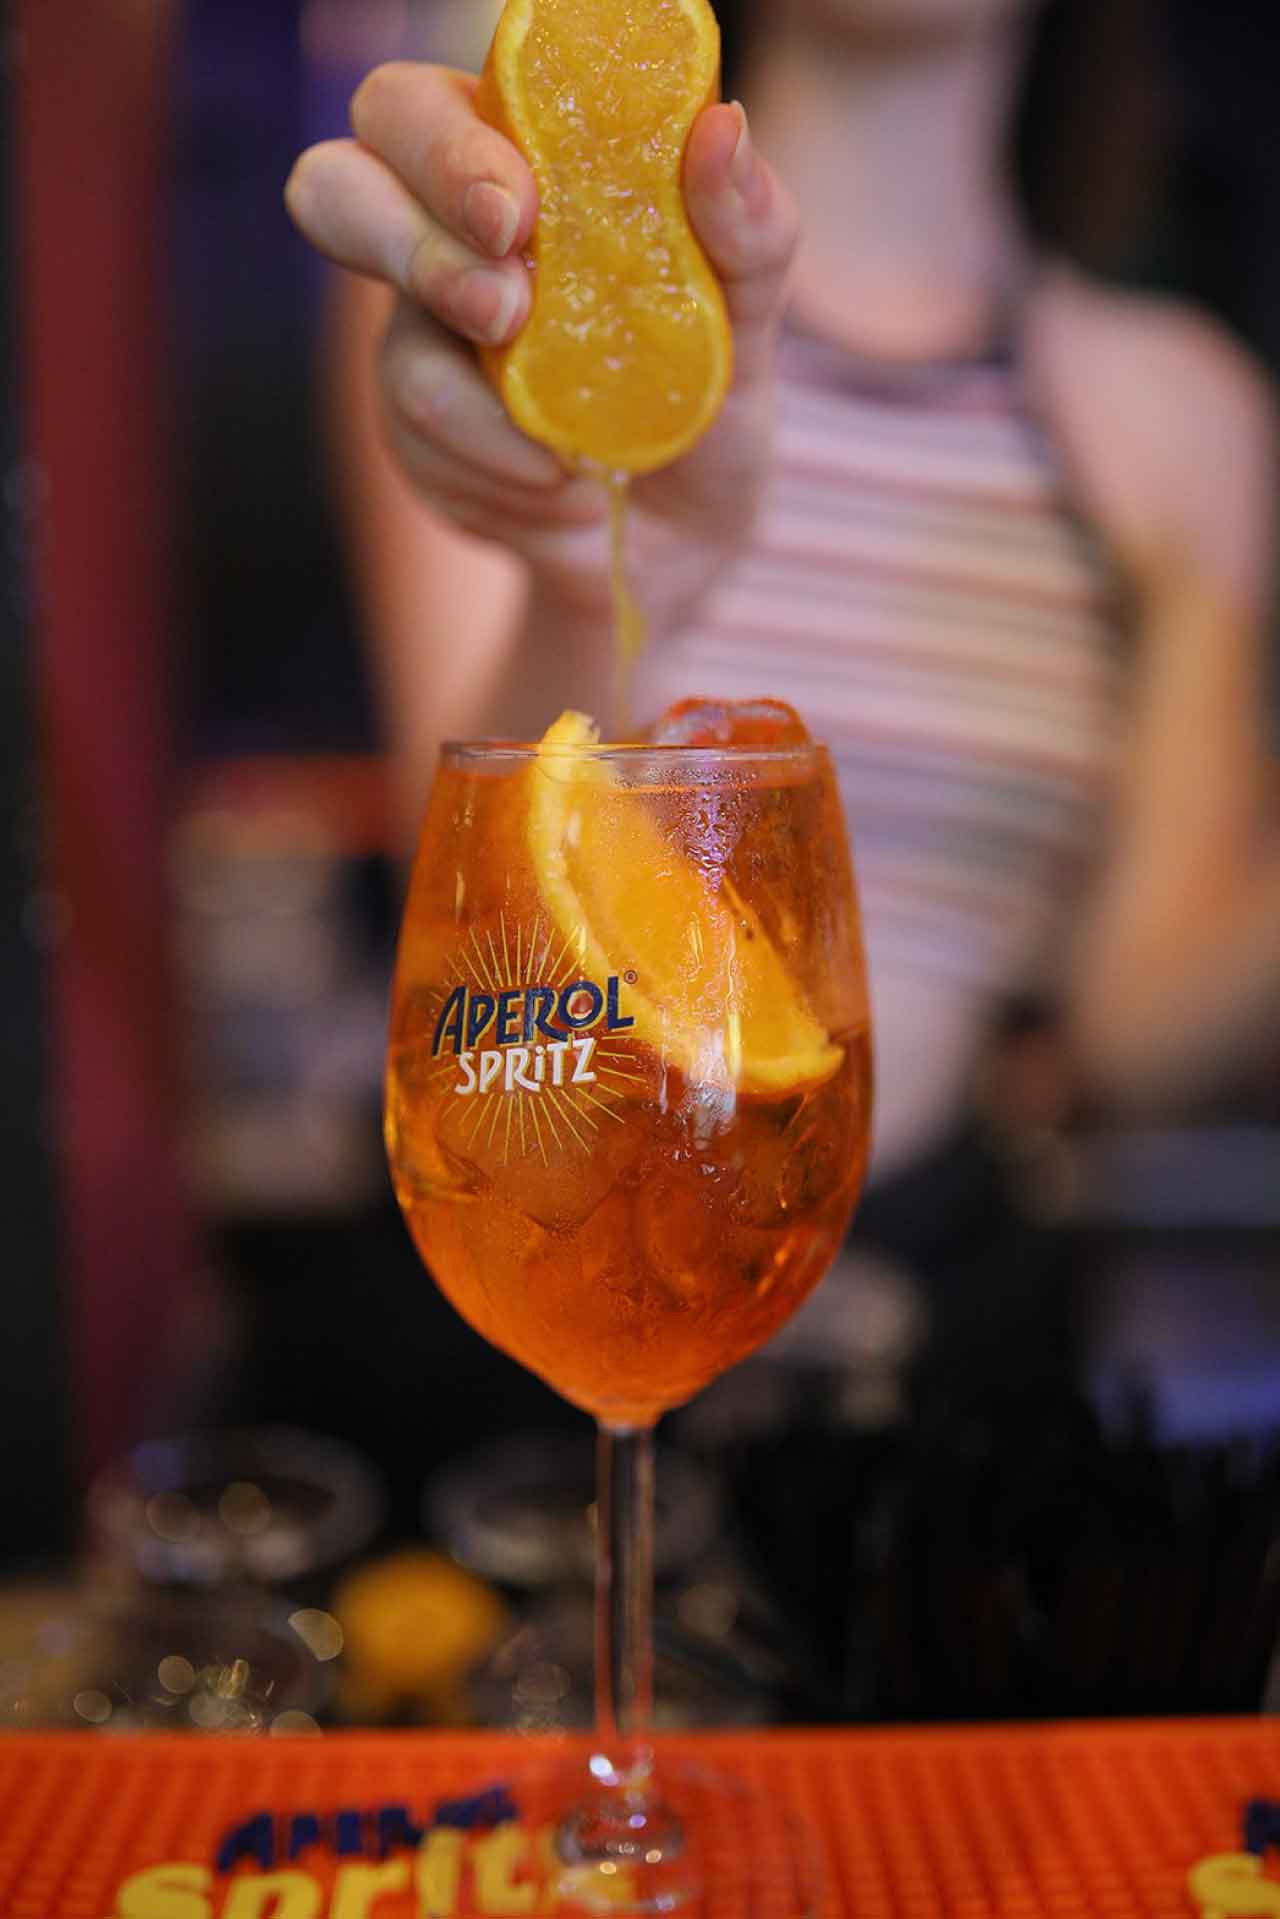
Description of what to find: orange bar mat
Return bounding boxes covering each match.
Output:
[1,1720,1279,1917]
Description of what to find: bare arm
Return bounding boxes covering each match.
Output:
[1033,272,1280,1108]
[323,275,529,833]
[324,275,623,834]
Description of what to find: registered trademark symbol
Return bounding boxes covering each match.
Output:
[624,969,638,985]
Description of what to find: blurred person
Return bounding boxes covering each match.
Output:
[285,0,1280,1380]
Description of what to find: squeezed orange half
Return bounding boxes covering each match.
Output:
[476,0,732,477]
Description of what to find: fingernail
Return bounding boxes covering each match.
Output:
[456,267,522,345]
[464,180,521,257]
[729,101,764,209]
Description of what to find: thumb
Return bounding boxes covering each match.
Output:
[684,102,799,389]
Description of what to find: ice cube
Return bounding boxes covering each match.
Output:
[434,1078,648,1232]
[646,697,812,748]
[722,1073,861,1230]
[634,1168,733,1304]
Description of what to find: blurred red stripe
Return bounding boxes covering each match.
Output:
[15,0,202,1481]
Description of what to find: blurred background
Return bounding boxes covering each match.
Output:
[2,0,1279,1736]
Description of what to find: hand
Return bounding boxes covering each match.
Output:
[285,63,798,629]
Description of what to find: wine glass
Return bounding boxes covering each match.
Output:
[385,728,871,1911]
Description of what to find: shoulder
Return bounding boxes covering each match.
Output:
[1026,263,1277,602]
[1030,264,1275,459]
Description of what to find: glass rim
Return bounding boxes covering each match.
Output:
[441,737,828,767]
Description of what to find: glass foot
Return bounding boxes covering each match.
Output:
[505,1749,823,1915]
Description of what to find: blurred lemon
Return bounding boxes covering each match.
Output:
[334,1549,505,1724]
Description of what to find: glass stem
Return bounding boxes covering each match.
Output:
[558,1422,682,1878]
[595,1420,655,1780]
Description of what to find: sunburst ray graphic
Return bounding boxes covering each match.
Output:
[417,909,647,1166]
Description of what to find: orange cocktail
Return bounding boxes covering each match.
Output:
[386,714,871,1427]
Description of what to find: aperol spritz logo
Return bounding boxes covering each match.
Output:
[105,1789,646,1914]
[424,914,642,1158]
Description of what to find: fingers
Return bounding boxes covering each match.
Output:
[287,67,787,565]
[289,68,796,393]
[285,62,538,349]
[684,102,800,387]
[287,138,530,346]
[351,64,536,259]
[379,299,606,521]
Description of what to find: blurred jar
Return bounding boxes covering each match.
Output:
[423,1433,718,1592]
[0,1584,333,1733]
[421,1433,781,1730]
[87,1425,386,1602]
[172,799,388,1219]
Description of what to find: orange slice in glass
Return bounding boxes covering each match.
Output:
[526,711,842,1094]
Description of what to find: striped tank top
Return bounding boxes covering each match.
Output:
[634,325,1127,1181]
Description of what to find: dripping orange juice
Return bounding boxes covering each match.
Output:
[385,722,871,1428]
[603,475,647,732]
